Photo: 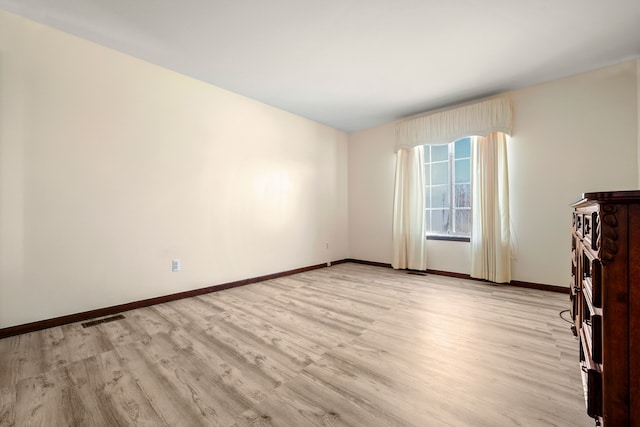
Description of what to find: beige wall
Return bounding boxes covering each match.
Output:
[347,124,395,263]
[348,61,638,286]
[0,11,349,328]
[509,61,637,285]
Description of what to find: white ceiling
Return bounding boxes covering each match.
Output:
[1,0,639,132]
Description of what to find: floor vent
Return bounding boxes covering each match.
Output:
[407,271,427,276]
[82,314,125,328]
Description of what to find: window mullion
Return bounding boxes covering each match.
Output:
[427,146,431,234]
[449,144,454,234]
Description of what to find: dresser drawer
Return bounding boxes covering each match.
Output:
[582,211,598,251]
[579,330,603,418]
[581,279,602,363]
[582,311,602,364]
[573,212,583,236]
[582,249,602,308]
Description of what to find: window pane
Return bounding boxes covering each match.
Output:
[424,190,431,209]
[454,184,470,207]
[430,185,449,208]
[432,162,448,185]
[455,159,470,183]
[431,144,448,162]
[424,140,472,237]
[431,209,450,234]
[455,208,471,234]
[455,137,471,159]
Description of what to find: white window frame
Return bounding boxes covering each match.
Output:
[424,138,471,238]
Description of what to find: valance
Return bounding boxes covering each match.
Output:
[395,97,512,151]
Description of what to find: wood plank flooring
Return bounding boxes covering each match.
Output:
[0,263,593,426]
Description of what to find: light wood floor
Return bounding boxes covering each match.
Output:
[0,263,593,426]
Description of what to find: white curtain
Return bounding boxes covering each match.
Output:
[392,145,427,270]
[471,132,511,283]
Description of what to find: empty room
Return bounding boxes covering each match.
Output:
[1,1,639,426]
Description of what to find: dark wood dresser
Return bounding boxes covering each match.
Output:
[570,190,640,426]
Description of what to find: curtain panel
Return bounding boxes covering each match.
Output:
[471,132,511,283]
[392,146,427,271]
[395,97,512,150]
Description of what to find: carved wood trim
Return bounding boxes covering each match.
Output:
[598,205,619,265]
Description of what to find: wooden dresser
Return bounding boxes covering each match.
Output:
[570,190,640,426]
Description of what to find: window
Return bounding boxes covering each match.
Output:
[424,137,471,237]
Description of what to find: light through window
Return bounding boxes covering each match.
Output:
[424,137,471,236]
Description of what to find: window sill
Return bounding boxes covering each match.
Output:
[426,235,470,243]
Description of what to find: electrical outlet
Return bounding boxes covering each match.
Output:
[325,242,329,249]
[172,259,181,272]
